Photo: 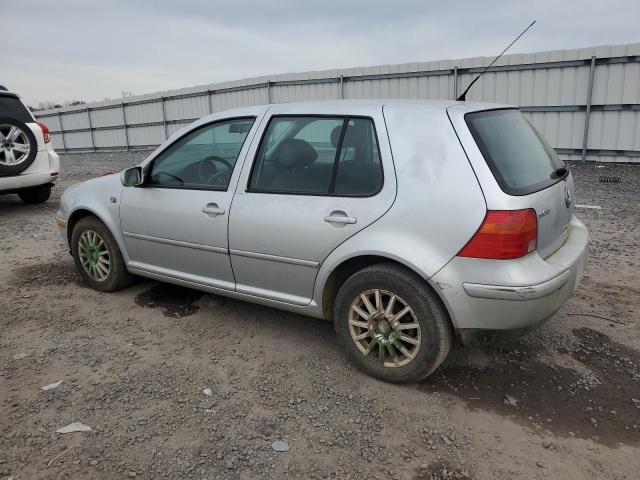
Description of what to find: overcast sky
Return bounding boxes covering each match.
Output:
[3,0,639,106]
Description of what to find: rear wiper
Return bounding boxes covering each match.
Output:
[552,166,569,179]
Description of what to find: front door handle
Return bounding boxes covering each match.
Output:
[202,203,225,217]
[324,210,357,225]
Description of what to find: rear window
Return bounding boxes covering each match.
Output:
[0,94,33,123]
[465,109,565,196]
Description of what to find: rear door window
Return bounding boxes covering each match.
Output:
[0,95,34,123]
[249,116,383,196]
[465,109,565,196]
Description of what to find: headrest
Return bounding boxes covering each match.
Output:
[331,124,367,148]
[331,125,342,148]
[271,139,317,168]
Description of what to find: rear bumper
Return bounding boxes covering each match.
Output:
[0,171,58,192]
[462,269,572,300]
[431,215,589,330]
[0,150,60,193]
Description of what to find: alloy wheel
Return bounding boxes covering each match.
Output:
[0,125,31,166]
[78,230,110,281]
[348,289,421,367]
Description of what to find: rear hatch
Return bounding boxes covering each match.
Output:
[463,108,573,258]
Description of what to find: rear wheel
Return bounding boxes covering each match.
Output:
[71,216,133,292]
[18,184,51,204]
[334,264,452,383]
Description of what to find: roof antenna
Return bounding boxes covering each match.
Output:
[457,20,536,101]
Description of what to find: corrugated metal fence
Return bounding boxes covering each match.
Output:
[35,43,640,163]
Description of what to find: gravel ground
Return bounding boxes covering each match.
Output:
[0,152,638,480]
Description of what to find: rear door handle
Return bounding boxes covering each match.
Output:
[202,203,225,217]
[324,211,357,225]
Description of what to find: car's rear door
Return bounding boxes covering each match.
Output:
[120,115,260,290]
[228,103,396,305]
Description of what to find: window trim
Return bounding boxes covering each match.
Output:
[142,116,256,192]
[464,108,566,196]
[246,114,384,198]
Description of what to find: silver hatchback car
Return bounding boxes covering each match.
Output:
[57,100,589,382]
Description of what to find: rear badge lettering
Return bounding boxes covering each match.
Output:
[538,208,550,218]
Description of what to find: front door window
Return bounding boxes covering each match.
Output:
[148,118,255,190]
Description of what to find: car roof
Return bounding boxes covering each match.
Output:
[266,98,510,110]
[197,99,513,122]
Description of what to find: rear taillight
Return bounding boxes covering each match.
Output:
[458,209,537,260]
[37,122,50,143]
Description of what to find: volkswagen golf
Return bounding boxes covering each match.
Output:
[56,100,589,382]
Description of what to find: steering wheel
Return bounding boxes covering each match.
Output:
[197,155,233,184]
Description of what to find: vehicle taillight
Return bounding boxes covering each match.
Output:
[458,209,537,260]
[37,122,50,143]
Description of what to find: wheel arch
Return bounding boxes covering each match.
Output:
[319,254,451,326]
[66,207,129,262]
[66,208,96,245]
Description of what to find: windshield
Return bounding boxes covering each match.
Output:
[465,109,565,196]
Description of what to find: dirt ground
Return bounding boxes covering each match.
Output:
[1,152,638,480]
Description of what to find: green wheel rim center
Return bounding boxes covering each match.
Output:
[78,230,111,281]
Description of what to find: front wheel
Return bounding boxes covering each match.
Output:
[71,216,133,292]
[334,264,452,383]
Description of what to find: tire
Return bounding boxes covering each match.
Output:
[334,263,452,383]
[0,118,38,176]
[18,184,51,204]
[71,216,134,292]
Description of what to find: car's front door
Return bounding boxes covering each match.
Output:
[228,105,396,305]
[120,116,258,290]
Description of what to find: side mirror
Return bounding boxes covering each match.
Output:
[121,166,143,187]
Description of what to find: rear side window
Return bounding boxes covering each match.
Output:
[0,95,33,123]
[466,109,565,196]
[249,116,383,196]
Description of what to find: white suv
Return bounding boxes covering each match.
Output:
[0,87,60,203]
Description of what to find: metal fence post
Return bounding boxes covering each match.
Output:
[57,112,66,153]
[581,55,597,161]
[121,102,130,150]
[340,75,345,99]
[453,66,459,100]
[160,97,168,140]
[86,107,96,152]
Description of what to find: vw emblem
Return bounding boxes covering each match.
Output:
[565,187,572,208]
